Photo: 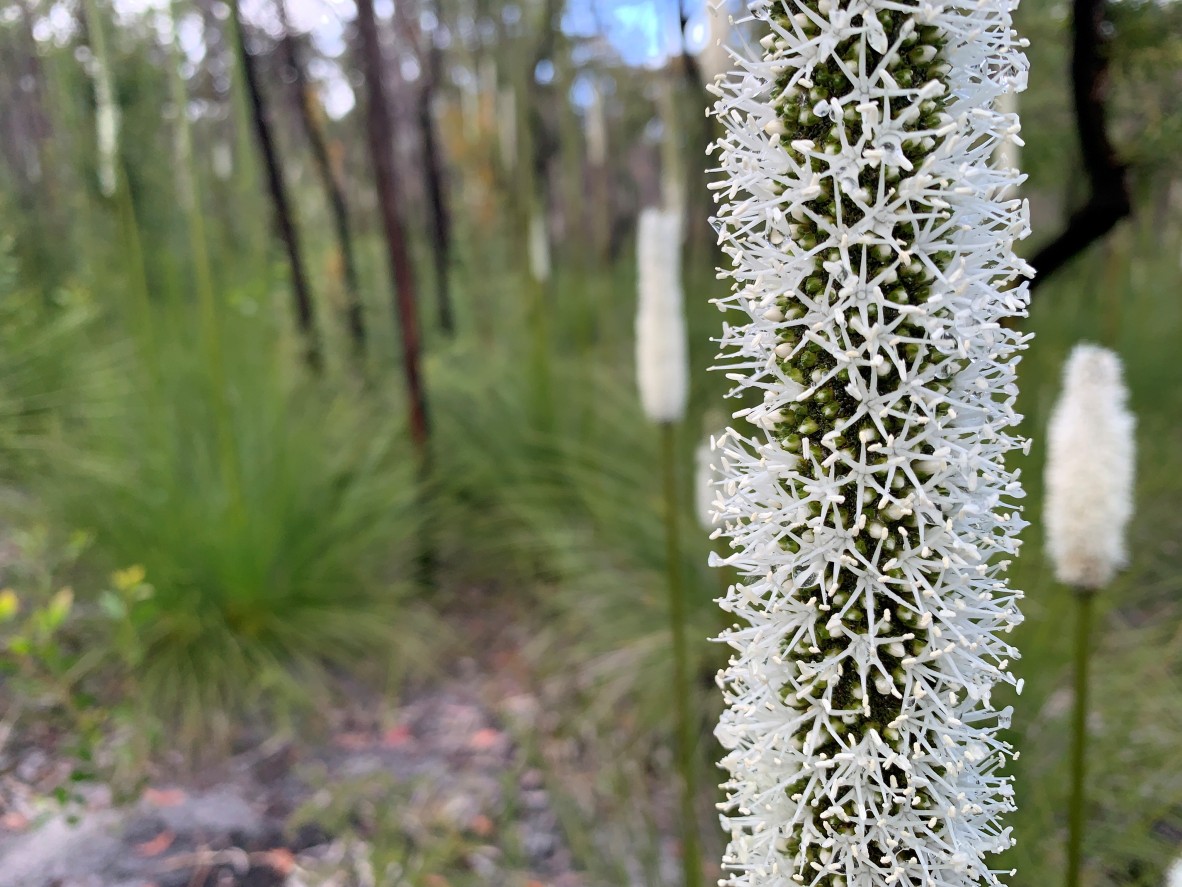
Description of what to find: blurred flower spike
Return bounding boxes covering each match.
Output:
[708,0,1033,883]
[1044,344,1135,590]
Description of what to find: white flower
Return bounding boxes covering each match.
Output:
[696,432,727,531]
[697,0,734,87]
[212,141,234,182]
[528,210,550,283]
[636,207,689,424]
[1166,855,1182,887]
[586,84,608,168]
[93,58,120,197]
[1044,343,1135,589]
[710,0,1031,884]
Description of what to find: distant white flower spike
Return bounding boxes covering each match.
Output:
[1166,855,1182,887]
[1045,344,1135,589]
[586,85,608,168]
[709,0,1032,884]
[94,58,120,197]
[636,207,689,423]
[528,210,550,283]
[697,0,734,87]
[696,432,727,531]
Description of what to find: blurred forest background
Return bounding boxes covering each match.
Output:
[0,0,1180,883]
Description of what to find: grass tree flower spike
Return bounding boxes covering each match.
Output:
[637,207,689,424]
[709,0,1032,882]
[1044,343,1135,590]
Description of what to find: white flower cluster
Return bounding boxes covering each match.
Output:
[636,207,689,423]
[1044,344,1135,590]
[708,0,1032,883]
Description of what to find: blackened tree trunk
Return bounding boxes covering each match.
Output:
[1028,0,1131,289]
[276,0,366,357]
[355,0,430,453]
[418,40,455,337]
[393,0,454,337]
[228,0,322,371]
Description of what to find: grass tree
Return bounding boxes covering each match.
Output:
[1044,343,1135,887]
[709,0,1032,883]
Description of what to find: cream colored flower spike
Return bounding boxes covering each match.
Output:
[709,0,1032,881]
[636,207,689,424]
[1045,343,1136,589]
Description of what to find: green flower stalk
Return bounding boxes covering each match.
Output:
[1044,343,1135,887]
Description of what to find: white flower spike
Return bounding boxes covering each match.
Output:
[709,0,1032,883]
[1045,343,1135,590]
[636,207,689,423]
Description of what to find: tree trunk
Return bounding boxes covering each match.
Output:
[228,0,321,370]
[277,0,367,357]
[418,41,455,337]
[1027,0,1131,289]
[392,0,455,338]
[355,0,430,453]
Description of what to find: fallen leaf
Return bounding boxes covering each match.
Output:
[0,812,28,831]
[468,728,503,751]
[134,830,176,857]
[142,787,186,807]
[381,725,413,748]
[256,848,295,875]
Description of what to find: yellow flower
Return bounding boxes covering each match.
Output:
[0,588,19,622]
[112,565,147,591]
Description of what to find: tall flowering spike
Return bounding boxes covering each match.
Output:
[528,210,551,283]
[709,0,1032,883]
[1045,344,1135,589]
[93,58,120,198]
[636,207,689,423]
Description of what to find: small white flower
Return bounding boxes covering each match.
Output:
[528,210,550,283]
[1165,855,1182,887]
[696,432,727,531]
[93,58,120,197]
[1045,343,1135,589]
[697,0,734,87]
[586,84,608,168]
[636,207,689,423]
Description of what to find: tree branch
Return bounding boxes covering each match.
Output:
[1028,0,1131,289]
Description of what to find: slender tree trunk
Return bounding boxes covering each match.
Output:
[277,0,367,357]
[391,0,455,339]
[228,0,322,371]
[1027,0,1130,289]
[418,42,455,336]
[355,0,430,453]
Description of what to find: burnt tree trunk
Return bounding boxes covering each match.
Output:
[276,0,367,357]
[355,0,430,452]
[229,0,321,370]
[1027,0,1131,289]
[393,0,455,337]
[418,40,455,336]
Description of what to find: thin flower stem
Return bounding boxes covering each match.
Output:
[1067,588,1095,887]
[661,421,702,887]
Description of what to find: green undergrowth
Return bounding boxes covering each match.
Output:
[32,298,437,747]
[1000,219,1182,886]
